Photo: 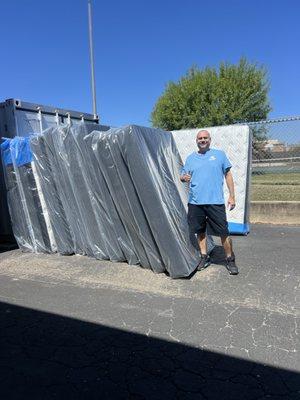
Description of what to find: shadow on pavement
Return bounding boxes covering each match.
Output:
[209,245,230,270]
[0,236,18,253]
[0,301,299,400]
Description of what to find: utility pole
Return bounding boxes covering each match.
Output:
[88,0,98,120]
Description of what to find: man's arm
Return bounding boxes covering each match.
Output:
[180,159,191,182]
[225,169,235,210]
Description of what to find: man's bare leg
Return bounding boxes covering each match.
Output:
[196,232,211,271]
[221,235,238,275]
[197,232,207,255]
[221,236,233,258]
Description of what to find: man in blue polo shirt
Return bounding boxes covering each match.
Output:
[180,129,238,275]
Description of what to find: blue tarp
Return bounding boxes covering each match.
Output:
[10,136,33,167]
[1,138,12,166]
[1,136,34,167]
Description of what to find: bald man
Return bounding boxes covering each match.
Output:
[180,130,238,275]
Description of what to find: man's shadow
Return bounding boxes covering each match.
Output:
[209,244,228,266]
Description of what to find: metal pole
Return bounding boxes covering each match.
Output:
[88,0,98,120]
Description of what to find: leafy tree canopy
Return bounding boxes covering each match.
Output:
[151,58,271,132]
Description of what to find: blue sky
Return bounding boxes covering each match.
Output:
[1,0,299,127]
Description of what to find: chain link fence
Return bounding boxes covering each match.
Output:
[241,117,300,202]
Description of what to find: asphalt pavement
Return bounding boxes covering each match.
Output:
[0,224,299,399]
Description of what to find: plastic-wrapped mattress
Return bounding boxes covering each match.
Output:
[30,132,74,255]
[90,125,201,278]
[1,137,51,253]
[40,126,90,256]
[1,139,33,251]
[72,123,138,264]
[44,124,131,261]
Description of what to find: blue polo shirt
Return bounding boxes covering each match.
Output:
[181,148,232,205]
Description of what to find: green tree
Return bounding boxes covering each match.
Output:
[151,58,271,133]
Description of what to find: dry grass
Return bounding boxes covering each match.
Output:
[251,172,300,201]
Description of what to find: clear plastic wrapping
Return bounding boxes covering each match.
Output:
[90,125,205,278]
[72,123,138,264]
[1,137,52,253]
[1,123,215,278]
[1,139,33,251]
[30,132,74,255]
[90,129,165,272]
[43,124,130,261]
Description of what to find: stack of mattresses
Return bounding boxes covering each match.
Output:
[1,124,215,278]
[89,125,202,278]
[35,124,130,262]
[71,123,137,263]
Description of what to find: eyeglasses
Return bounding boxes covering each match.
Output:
[197,137,209,140]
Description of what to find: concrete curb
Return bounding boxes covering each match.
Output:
[250,201,300,224]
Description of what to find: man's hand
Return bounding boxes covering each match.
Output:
[227,196,236,211]
[225,170,235,210]
[180,173,191,183]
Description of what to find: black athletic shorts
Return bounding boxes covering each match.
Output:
[187,204,229,236]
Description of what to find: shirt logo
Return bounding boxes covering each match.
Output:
[209,156,216,161]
